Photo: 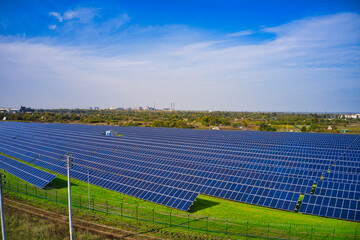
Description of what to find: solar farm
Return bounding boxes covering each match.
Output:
[0,121,359,221]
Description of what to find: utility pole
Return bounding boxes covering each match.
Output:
[0,173,6,240]
[88,168,91,210]
[66,155,74,240]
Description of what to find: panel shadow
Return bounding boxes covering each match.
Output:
[188,198,220,213]
[45,177,78,190]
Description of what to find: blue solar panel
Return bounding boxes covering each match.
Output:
[0,155,56,188]
[0,121,359,216]
[300,195,360,221]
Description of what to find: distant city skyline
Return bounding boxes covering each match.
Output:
[0,0,359,112]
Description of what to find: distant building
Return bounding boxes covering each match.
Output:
[340,114,360,119]
[8,108,20,114]
[19,106,34,113]
[212,126,220,130]
[163,108,170,111]
[328,126,332,130]
[343,129,349,133]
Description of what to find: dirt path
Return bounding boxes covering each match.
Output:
[4,197,164,240]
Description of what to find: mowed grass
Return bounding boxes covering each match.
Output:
[1,152,359,232]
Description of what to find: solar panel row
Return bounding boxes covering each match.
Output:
[299,135,360,221]
[0,155,56,188]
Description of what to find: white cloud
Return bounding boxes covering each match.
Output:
[63,8,99,23]
[1,13,359,111]
[48,25,57,30]
[49,12,63,22]
[228,30,255,37]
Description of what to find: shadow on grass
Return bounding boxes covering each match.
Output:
[188,197,220,213]
[45,177,78,190]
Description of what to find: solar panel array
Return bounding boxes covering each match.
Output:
[0,121,359,218]
[0,155,56,188]
[300,137,360,221]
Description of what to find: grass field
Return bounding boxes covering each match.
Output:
[5,204,104,240]
[1,152,359,239]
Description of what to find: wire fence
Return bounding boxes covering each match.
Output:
[3,179,359,240]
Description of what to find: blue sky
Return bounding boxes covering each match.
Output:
[0,0,359,112]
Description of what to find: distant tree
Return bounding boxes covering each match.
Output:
[301,126,307,132]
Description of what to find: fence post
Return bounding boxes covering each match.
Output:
[121,202,123,219]
[106,200,108,215]
[246,220,249,239]
[289,224,291,240]
[55,190,58,205]
[267,223,270,239]
[355,228,357,240]
[226,219,228,235]
[152,208,154,225]
[169,211,172,227]
[310,226,313,240]
[92,197,95,212]
[187,214,190,230]
[79,195,82,210]
[136,205,139,222]
[206,217,209,235]
[332,227,335,240]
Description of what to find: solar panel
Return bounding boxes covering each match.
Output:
[0,121,359,216]
[0,155,56,188]
[300,194,360,221]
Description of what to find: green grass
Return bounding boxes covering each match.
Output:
[1,152,359,238]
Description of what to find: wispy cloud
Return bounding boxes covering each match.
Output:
[48,25,56,30]
[49,12,63,22]
[228,30,255,37]
[1,13,359,111]
[63,8,99,23]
